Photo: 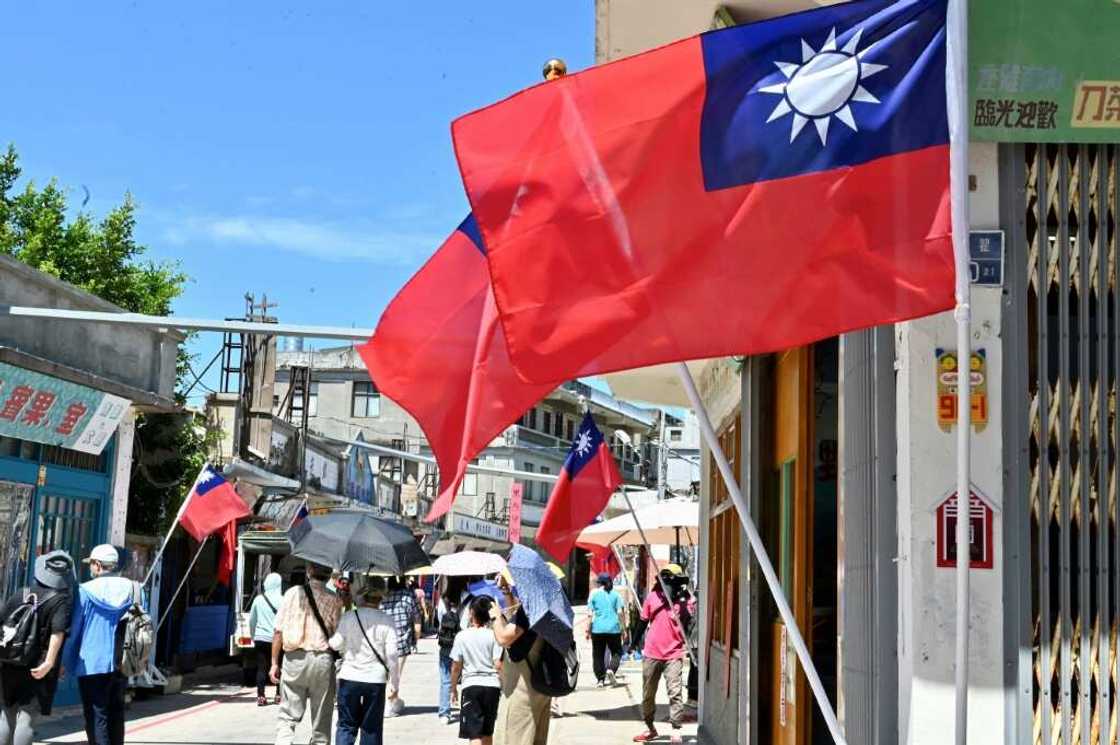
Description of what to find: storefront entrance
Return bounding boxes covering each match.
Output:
[0,436,115,707]
[757,341,839,745]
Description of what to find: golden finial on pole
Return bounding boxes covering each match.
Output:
[542,58,568,80]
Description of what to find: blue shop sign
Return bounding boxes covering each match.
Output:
[0,362,129,455]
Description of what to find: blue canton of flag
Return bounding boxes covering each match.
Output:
[699,0,948,190]
[564,413,607,478]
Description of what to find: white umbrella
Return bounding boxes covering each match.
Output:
[431,550,507,577]
[598,360,712,407]
[576,500,699,547]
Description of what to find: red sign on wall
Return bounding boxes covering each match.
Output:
[935,488,994,569]
[508,483,524,544]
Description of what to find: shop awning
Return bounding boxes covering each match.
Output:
[239,530,291,555]
[223,458,301,491]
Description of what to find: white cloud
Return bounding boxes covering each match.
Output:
[163,214,443,263]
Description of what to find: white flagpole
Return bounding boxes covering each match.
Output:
[676,363,845,745]
[946,0,972,742]
[141,463,208,587]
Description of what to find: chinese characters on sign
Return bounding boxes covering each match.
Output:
[508,483,523,544]
[970,1,1120,142]
[974,63,1064,95]
[969,230,1004,287]
[935,348,988,433]
[0,363,129,455]
[935,488,994,570]
[973,98,1058,130]
[1071,81,1120,128]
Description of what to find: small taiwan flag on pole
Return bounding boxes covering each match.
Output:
[179,464,251,542]
[536,413,622,562]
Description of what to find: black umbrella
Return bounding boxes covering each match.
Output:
[288,510,428,574]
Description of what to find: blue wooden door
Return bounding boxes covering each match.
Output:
[34,490,103,708]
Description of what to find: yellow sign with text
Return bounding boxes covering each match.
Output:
[936,349,988,433]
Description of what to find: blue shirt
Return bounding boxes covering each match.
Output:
[62,575,134,677]
[588,588,623,634]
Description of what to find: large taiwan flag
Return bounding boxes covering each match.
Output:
[452,0,956,383]
[536,413,622,562]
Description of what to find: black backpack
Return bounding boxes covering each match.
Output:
[0,590,41,667]
[528,639,579,697]
[437,607,460,650]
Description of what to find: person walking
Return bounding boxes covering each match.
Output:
[410,578,428,637]
[585,573,626,687]
[380,577,420,717]
[450,598,503,745]
[436,595,461,724]
[329,584,399,745]
[60,544,137,745]
[632,566,691,745]
[270,563,343,745]
[249,572,284,706]
[490,577,551,745]
[0,551,75,745]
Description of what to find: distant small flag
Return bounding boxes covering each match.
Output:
[536,413,622,562]
[291,502,310,528]
[179,465,251,542]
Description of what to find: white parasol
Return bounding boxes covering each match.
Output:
[598,360,711,407]
[575,500,698,547]
[431,550,507,577]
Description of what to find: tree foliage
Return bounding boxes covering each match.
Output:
[0,144,184,313]
[1,143,206,535]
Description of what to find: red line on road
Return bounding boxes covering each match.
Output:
[125,697,230,735]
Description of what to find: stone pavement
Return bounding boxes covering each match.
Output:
[34,626,700,744]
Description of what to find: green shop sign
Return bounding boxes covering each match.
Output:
[0,362,129,455]
[970,0,1120,142]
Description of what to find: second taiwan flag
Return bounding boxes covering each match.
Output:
[536,413,622,562]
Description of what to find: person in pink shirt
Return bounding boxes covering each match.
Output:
[633,565,691,744]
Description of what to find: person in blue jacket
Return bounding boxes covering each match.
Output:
[61,544,136,745]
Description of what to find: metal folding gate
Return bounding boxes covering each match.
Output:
[1011,142,1120,745]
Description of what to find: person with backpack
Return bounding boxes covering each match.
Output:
[632,565,691,745]
[61,544,142,745]
[0,550,75,745]
[269,563,343,745]
[450,597,503,745]
[436,595,461,724]
[328,583,398,745]
[248,572,283,706]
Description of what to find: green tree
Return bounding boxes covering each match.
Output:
[1,143,206,534]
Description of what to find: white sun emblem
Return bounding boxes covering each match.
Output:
[574,431,593,458]
[758,27,888,146]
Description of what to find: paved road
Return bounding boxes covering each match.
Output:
[35,634,699,744]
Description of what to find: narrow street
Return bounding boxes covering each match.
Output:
[34,634,700,745]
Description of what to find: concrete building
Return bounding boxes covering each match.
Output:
[596,2,1117,745]
[271,346,655,557]
[0,254,179,704]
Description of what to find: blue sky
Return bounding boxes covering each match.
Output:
[2,2,593,404]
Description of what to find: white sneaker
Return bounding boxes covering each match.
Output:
[607,670,617,686]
